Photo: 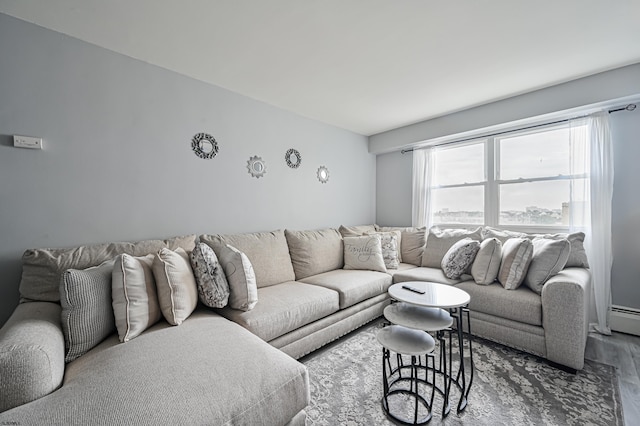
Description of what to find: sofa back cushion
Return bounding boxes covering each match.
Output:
[200,230,295,288]
[422,227,482,268]
[338,224,377,237]
[19,234,197,304]
[376,226,426,266]
[285,228,344,280]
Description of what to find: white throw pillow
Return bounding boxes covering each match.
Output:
[441,238,481,279]
[497,238,534,290]
[218,244,258,311]
[112,254,161,342]
[152,248,199,326]
[190,242,230,308]
[523,238,571,294]
[343,235,387,273]
[471,238,502,285]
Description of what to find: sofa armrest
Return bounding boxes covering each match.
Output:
[541,267,591,370]
[0,302,65,413]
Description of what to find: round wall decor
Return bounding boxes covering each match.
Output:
[317,166,329,183]
[191,133,219,159]
[285,148,302,169]
[247,155,266,178]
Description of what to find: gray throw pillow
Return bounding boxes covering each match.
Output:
[471,238,502,285]
[60,259,116,363]
[218,244,258,311]
[190,242,230,308]
[498,238,534,290]
[523,238,571,294]
[441,238,481,279]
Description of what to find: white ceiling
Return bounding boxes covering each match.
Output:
[1,1,640,136]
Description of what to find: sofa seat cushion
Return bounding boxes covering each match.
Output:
[392,267,467,285]
[0,311,309,426]
[216,282,340,341]
[455,281,542,326]
[385,263,419,277]
[299,269,392,309]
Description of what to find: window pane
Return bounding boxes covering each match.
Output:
[499,180,572,226]
[433,142,485,186]
[498,126,586,180]
[431,186,484,225]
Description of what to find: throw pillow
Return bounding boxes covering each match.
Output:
[471,238,502,285]
[481,226,528,243]
[376,225,426,266]
[152,248,199,326]
[441,238,481,279]
[422,227,483,268]
[523,238,571,294]
[343,234,387,273]
[497,238,534,290]
[60,258,116,363]
[538,232,589,268]
[190,242,230,308]
[112,254,161,342]
[218,244,258,311]
[379,232,400,269]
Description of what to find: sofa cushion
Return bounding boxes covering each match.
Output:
[60,259,116,363]
[471,237,502,285]
[217,245,258,312]
[391,267,467,286]
[200,230,295,288]
[455,281,542,327]
[376,226,426,266]
[5,311,309,426]
[422,227,482,268]
[498,238,534,290]
[523,238,571,295]
[217,282,340,341]
[285,228,344,280]
[189,242,230,308]
[441,238,480,279]
[299,269,392,309]
[152,248,198,325]
[111,254,161,343]
[343,235,387,273]
[19,234,197,303]
[338,224,377,237]
[385,262,419,277]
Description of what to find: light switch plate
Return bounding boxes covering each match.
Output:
[13,135,43,149]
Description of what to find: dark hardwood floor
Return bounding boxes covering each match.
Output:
[584,331,640,425]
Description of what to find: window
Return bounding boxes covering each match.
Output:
[429,123,588,230]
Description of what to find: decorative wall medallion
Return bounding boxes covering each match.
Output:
[247,156,266,178]
[317,166,329,183]
[285,148,302,169]
[191,133,219,159]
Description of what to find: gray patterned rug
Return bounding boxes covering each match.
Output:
[301,320,623,426]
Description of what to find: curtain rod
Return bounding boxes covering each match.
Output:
[400,103,637,154]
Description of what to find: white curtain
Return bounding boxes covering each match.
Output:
[569,112,614,335]
[412,147,434,228]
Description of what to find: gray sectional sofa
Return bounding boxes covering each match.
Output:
[0,224,591,424]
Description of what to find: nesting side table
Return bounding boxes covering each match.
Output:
[386,281,474,417]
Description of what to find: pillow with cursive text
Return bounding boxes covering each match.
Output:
[343,235,387,273]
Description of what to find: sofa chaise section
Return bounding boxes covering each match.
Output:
[0,310,309,425]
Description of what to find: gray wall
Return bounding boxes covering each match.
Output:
[374,86,640,311]
[0,14,375,326]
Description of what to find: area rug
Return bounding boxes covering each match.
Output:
[301,320,624,426]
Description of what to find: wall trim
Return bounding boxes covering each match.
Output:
[610,305,640,336]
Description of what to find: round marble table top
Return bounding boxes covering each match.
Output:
[388,281,470,308]
[376,325,436,356]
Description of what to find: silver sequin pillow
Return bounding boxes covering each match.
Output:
[190,242,230,308]
[441,238,481,279]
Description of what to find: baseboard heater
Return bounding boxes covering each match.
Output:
[610,305,640,336]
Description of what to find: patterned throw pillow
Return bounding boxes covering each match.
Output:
[60,259,116,363]
[152,248,199,326]
[471,238,502,285]
[441,238,481,279]
[379,232,400,269]
[112,253,161,342]
[218,244,258,311]
[343,235,387,273]
[190,242,230,308]
[498,238,534,290]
